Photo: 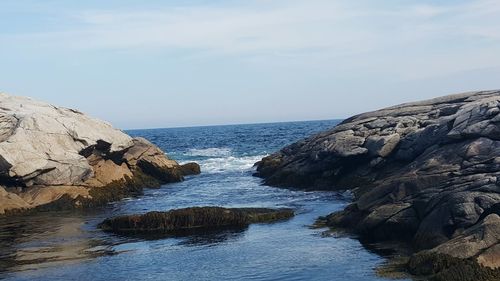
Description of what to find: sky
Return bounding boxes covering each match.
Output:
[0,0,499,129]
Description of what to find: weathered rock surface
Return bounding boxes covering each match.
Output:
[0,93,192,215]
[99,207,294,235]
[255,90,500,273]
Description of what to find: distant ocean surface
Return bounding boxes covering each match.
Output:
[129,120,340,173]
[0,120,409,281]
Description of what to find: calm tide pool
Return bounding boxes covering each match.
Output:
[0,120,410,281]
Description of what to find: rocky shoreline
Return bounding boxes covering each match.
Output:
[2,90,499,280]
[0,93,199,215]
[255,90,500,280]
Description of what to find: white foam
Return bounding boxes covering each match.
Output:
[185,147,232,157]
[185,155,266,174]
[183,147,266,173]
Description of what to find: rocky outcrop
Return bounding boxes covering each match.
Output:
[179,162,201,176]
[99,207,294,235]
[255,91,500,275]
[0,93,189,215]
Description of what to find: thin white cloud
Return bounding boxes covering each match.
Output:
[5,0,500,54]
[65,1,361,54]
[2,0,500,81]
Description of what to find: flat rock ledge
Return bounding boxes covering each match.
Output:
[0,93,198,215]
[98,207,294,235]
[255,90,500,279]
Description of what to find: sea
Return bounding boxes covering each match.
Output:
[0,120,410,281]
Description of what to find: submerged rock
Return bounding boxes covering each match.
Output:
[255,90,500,274]
[0,93,198,215]
[99,207,294,235]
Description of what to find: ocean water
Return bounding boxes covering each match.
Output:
[0,120,409,281]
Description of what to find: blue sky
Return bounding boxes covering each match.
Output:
[1,0,499,129]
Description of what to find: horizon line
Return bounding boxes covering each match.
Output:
[123,117,345,131]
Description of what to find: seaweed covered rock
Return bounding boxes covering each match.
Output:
[99,207,294,235]
[408,252,500,281]
[255,90,500,271]
[0,93,192,215]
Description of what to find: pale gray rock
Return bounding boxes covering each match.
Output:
[0,93,133,186]
[0,93,188,214]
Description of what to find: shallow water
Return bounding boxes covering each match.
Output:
[0,120,410,281]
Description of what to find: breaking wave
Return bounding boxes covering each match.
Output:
[182,147,265,173]
[185,147,232,157]
[197,155,265,173]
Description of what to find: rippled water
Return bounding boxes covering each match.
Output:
[0,120,409,281]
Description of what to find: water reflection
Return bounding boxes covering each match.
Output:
[0,121,399,281]
[177,226,247,247]
[0,212,113,275]
[107,225,248,246]
[0,210,251,276]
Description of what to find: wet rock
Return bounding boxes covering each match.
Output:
[99,207,294,235]
[0,93,184,215]
[180,162,201,176]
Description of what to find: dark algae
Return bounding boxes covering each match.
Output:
[99,207,294,236]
